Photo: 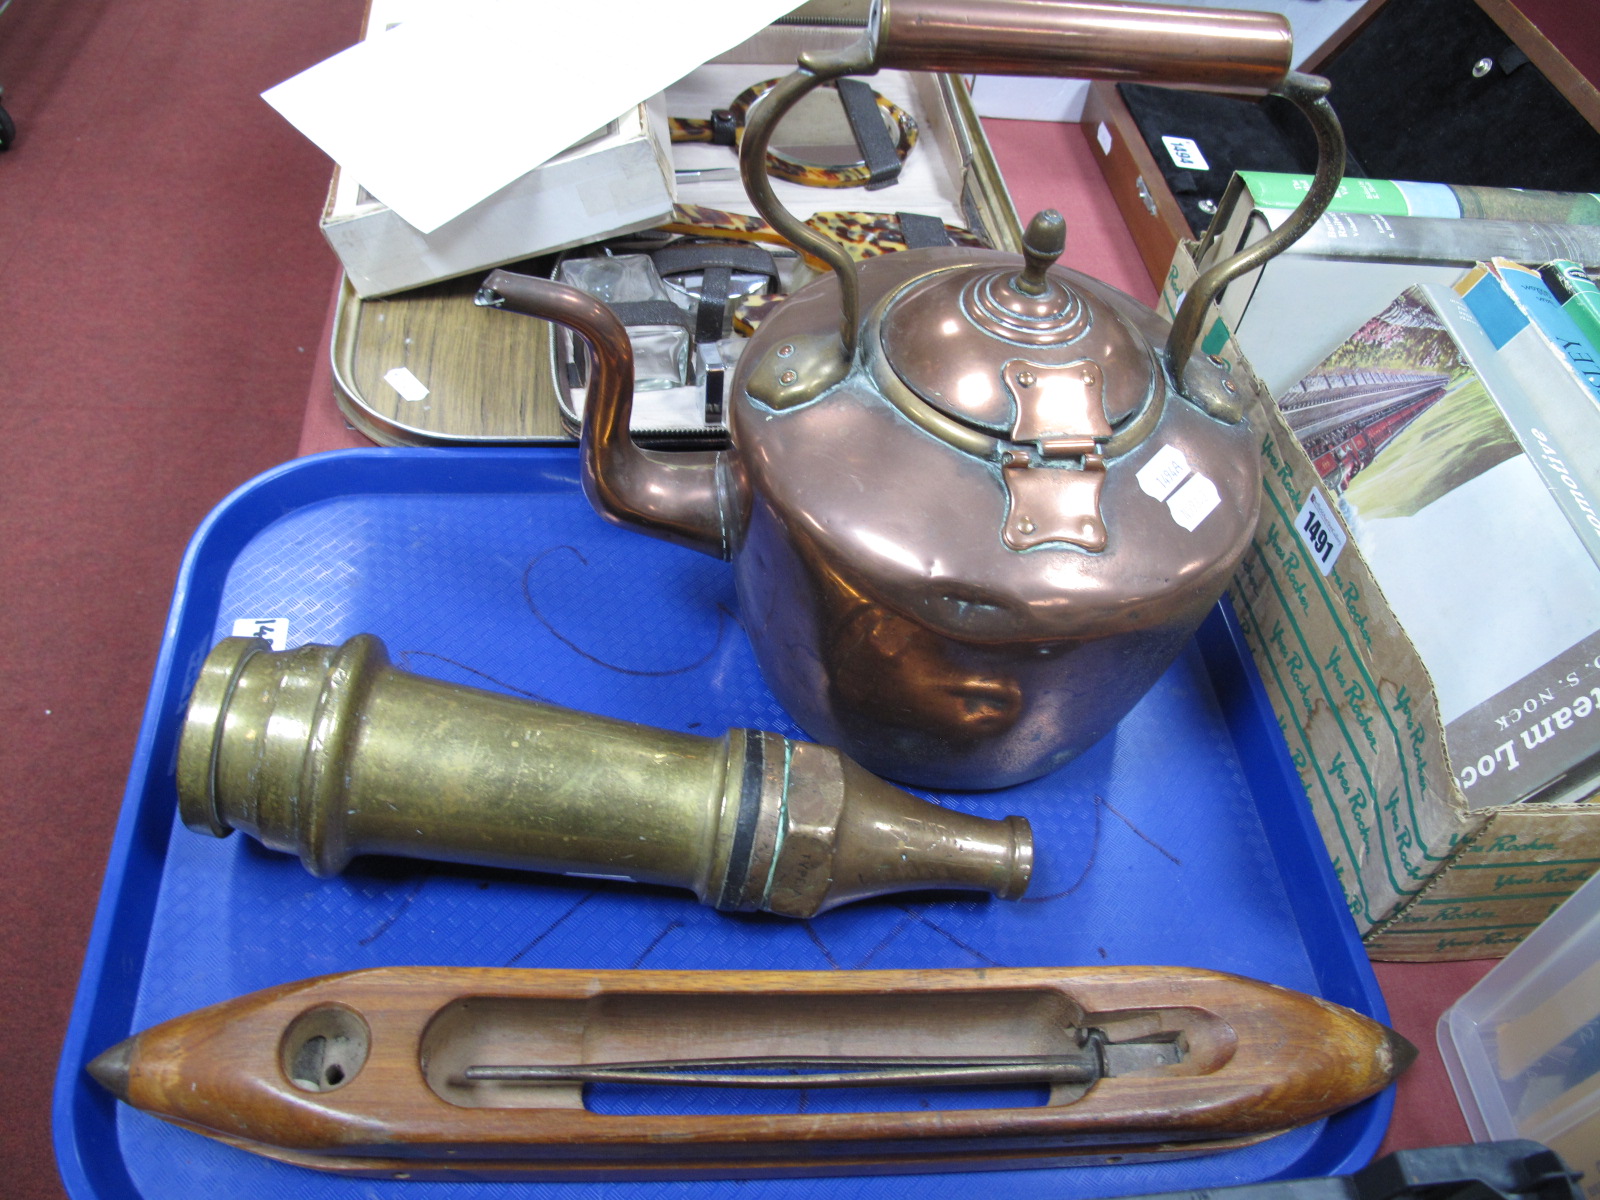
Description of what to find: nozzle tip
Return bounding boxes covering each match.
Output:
[999,815,1033,900]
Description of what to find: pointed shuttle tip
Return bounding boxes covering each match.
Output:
[86,1037,135,1103]
[1387,1026,1419,1078]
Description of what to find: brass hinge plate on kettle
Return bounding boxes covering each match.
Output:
[1000,358,1110,552]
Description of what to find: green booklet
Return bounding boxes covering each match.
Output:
[1541,259,1600,355]
[1232,172,1600,223]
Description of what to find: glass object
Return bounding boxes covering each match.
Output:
[555,254,672,306]
[628,325,694,391]
[556,255,694,391]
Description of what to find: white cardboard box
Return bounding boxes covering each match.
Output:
[322,99,674,298]
[316,0,676,298]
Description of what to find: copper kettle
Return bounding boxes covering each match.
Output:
[481,0,1345,789]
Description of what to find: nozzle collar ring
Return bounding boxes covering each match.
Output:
[175,636,270,838]
[714,730,770,911]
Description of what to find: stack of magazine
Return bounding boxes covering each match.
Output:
[1263,248,1600,812]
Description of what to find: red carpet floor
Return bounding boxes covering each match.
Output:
[0,3,362,1197]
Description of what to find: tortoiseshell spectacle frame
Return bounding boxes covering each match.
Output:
[661,204,987,333]
[670,78,917,189]
[663,204,983,269]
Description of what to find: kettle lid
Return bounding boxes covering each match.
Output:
[879,210,1156,441]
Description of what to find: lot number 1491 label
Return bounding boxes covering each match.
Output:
[1295,488,1347,576]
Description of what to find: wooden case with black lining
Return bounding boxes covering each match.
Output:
[1082,0,1600,286]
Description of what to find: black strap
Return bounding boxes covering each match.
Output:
[895,210,952,249]
[694,265,730,343]
[837,77,902,190]
[710,108,739,146]
[652,242,779,348]
[607,299,693,332]
[651,242,779,284]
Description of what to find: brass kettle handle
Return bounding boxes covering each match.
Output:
[741,0,1346,405]
[1166,72,1344,385]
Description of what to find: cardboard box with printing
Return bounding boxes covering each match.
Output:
[1161,244,1600,961]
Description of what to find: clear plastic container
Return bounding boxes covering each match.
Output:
[1439,868,1600,1197]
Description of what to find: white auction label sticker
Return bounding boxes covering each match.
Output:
[232,616,290,650]
[1136,444,1190,502]
[1161,135,1209,171]
[1168,472,1221,531]
[1295,487,1347,576]
[1096,121,1113,156]
[383,365,430,402]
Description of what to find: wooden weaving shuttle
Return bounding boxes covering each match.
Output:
[87,965,1414,1181]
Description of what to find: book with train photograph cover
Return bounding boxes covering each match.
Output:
[1277,282,1600,810]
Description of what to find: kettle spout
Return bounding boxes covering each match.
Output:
[478,269,735,559]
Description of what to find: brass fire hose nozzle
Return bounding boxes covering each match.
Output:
[176,635,1032,917]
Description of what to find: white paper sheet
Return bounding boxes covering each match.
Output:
[263,0,807,234]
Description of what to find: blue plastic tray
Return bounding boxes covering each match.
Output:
[54,447,1392,1200]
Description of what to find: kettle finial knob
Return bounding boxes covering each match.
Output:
[1015,210,1066,297]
